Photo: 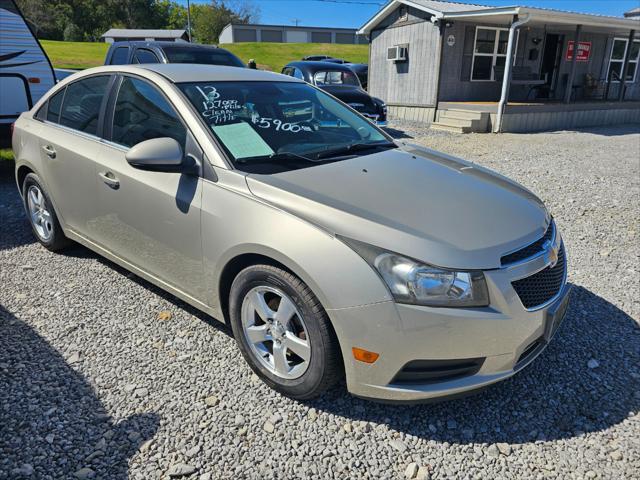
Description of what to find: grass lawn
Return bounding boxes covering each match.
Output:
[40,40,368,72]
[224,42,368,72]
[1,149,14,162]
[41,40,109,69]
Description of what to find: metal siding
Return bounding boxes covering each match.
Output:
[311,32,332,43]
[369,14,440,106]
[234,28,257,42]
[335,32,356,44]
[261,29,283,43]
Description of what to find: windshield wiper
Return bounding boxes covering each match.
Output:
[314,141,397,160]
[236,151,320,164]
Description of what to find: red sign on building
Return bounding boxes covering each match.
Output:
[566,41,592,62]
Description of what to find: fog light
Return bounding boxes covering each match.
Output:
[352,347,379,364]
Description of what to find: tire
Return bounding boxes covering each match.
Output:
[22,172,70,251]
[229,264,342,400]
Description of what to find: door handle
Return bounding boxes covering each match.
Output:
[42,145,56,158]
[99,171,120,189]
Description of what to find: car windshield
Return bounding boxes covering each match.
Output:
[163,47,245,67]
[178,81,392,174]
[313,70,360,87]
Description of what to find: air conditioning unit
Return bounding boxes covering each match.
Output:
[387,45,407,62]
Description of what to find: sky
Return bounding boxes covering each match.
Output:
[182,0,640,29]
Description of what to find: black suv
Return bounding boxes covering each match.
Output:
[104,41,245,68]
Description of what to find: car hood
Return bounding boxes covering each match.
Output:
[245,145,549,270]
[319,85,375,105]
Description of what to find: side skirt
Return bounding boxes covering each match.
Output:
[65,228,223,322]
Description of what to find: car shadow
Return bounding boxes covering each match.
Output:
[527,123,640,137]
[308,284,640,444]
[0,305,160,478]
[384,125,414,139]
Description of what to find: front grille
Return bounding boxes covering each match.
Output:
[512,245,566,309]
[349,103,377,115]
[392,358,485,385]
[501,221,554,265]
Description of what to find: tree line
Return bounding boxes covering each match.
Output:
[15,0,260,44]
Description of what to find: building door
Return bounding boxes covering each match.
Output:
[540,34,563,96]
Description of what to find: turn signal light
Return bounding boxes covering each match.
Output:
[352,347,379,364]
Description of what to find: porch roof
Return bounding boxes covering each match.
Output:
[358,1,640,35]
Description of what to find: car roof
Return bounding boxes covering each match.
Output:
[139,63,301,83]
[286,61,355,72]
[119,41,229,50]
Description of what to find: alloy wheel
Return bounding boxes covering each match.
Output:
[27,185,53,242]
[241,286,311,379]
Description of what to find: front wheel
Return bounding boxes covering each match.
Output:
[229,264,342,400]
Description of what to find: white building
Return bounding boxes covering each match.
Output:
[101,29,189,44]
[219,23,366,44]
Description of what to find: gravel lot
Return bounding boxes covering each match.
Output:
[1,123,639,480]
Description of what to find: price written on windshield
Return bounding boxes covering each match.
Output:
[251,115,312,133]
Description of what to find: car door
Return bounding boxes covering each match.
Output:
[92,74,205,300]
[37,74,112,236]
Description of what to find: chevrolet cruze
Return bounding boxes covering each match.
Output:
[12,65,570,402]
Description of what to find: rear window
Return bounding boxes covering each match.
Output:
[162,46,244,67]
[46,89,65,123]
[59,75,110,135]
[313,70,360,87]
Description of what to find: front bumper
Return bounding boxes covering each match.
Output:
[327,254,571,403]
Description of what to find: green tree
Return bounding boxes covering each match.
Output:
[15,0,255,42]
[16,0,71,39]
[63,23,83,42]
[191,1,260,44]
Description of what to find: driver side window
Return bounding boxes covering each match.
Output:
[111,77,186,148]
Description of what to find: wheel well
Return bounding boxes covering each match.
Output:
[17,165,34,193]
[218,253,290,323]
[218,253,345,376]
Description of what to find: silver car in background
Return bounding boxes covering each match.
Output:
[12,64,570,402]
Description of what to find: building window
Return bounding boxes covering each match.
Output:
[470,26,518,81]
[607,38,640,83]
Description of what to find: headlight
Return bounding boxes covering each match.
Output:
[340,238,489,307]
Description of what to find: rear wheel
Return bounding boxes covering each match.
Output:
[229,264,342,399]
[22,173,70,251]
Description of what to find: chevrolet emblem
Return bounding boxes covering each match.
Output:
[547,244,559,268]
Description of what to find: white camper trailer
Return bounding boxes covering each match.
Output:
[0,0,55,147]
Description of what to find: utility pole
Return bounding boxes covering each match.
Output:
[187,0,192,42]
[292,18,301,26]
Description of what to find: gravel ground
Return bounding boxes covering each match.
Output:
[1,123,639,480]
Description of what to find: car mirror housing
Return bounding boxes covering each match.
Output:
[125,137,184,172]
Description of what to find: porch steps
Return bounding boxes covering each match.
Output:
[431,109,491,133]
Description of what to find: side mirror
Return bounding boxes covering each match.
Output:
[125,137,184,172]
